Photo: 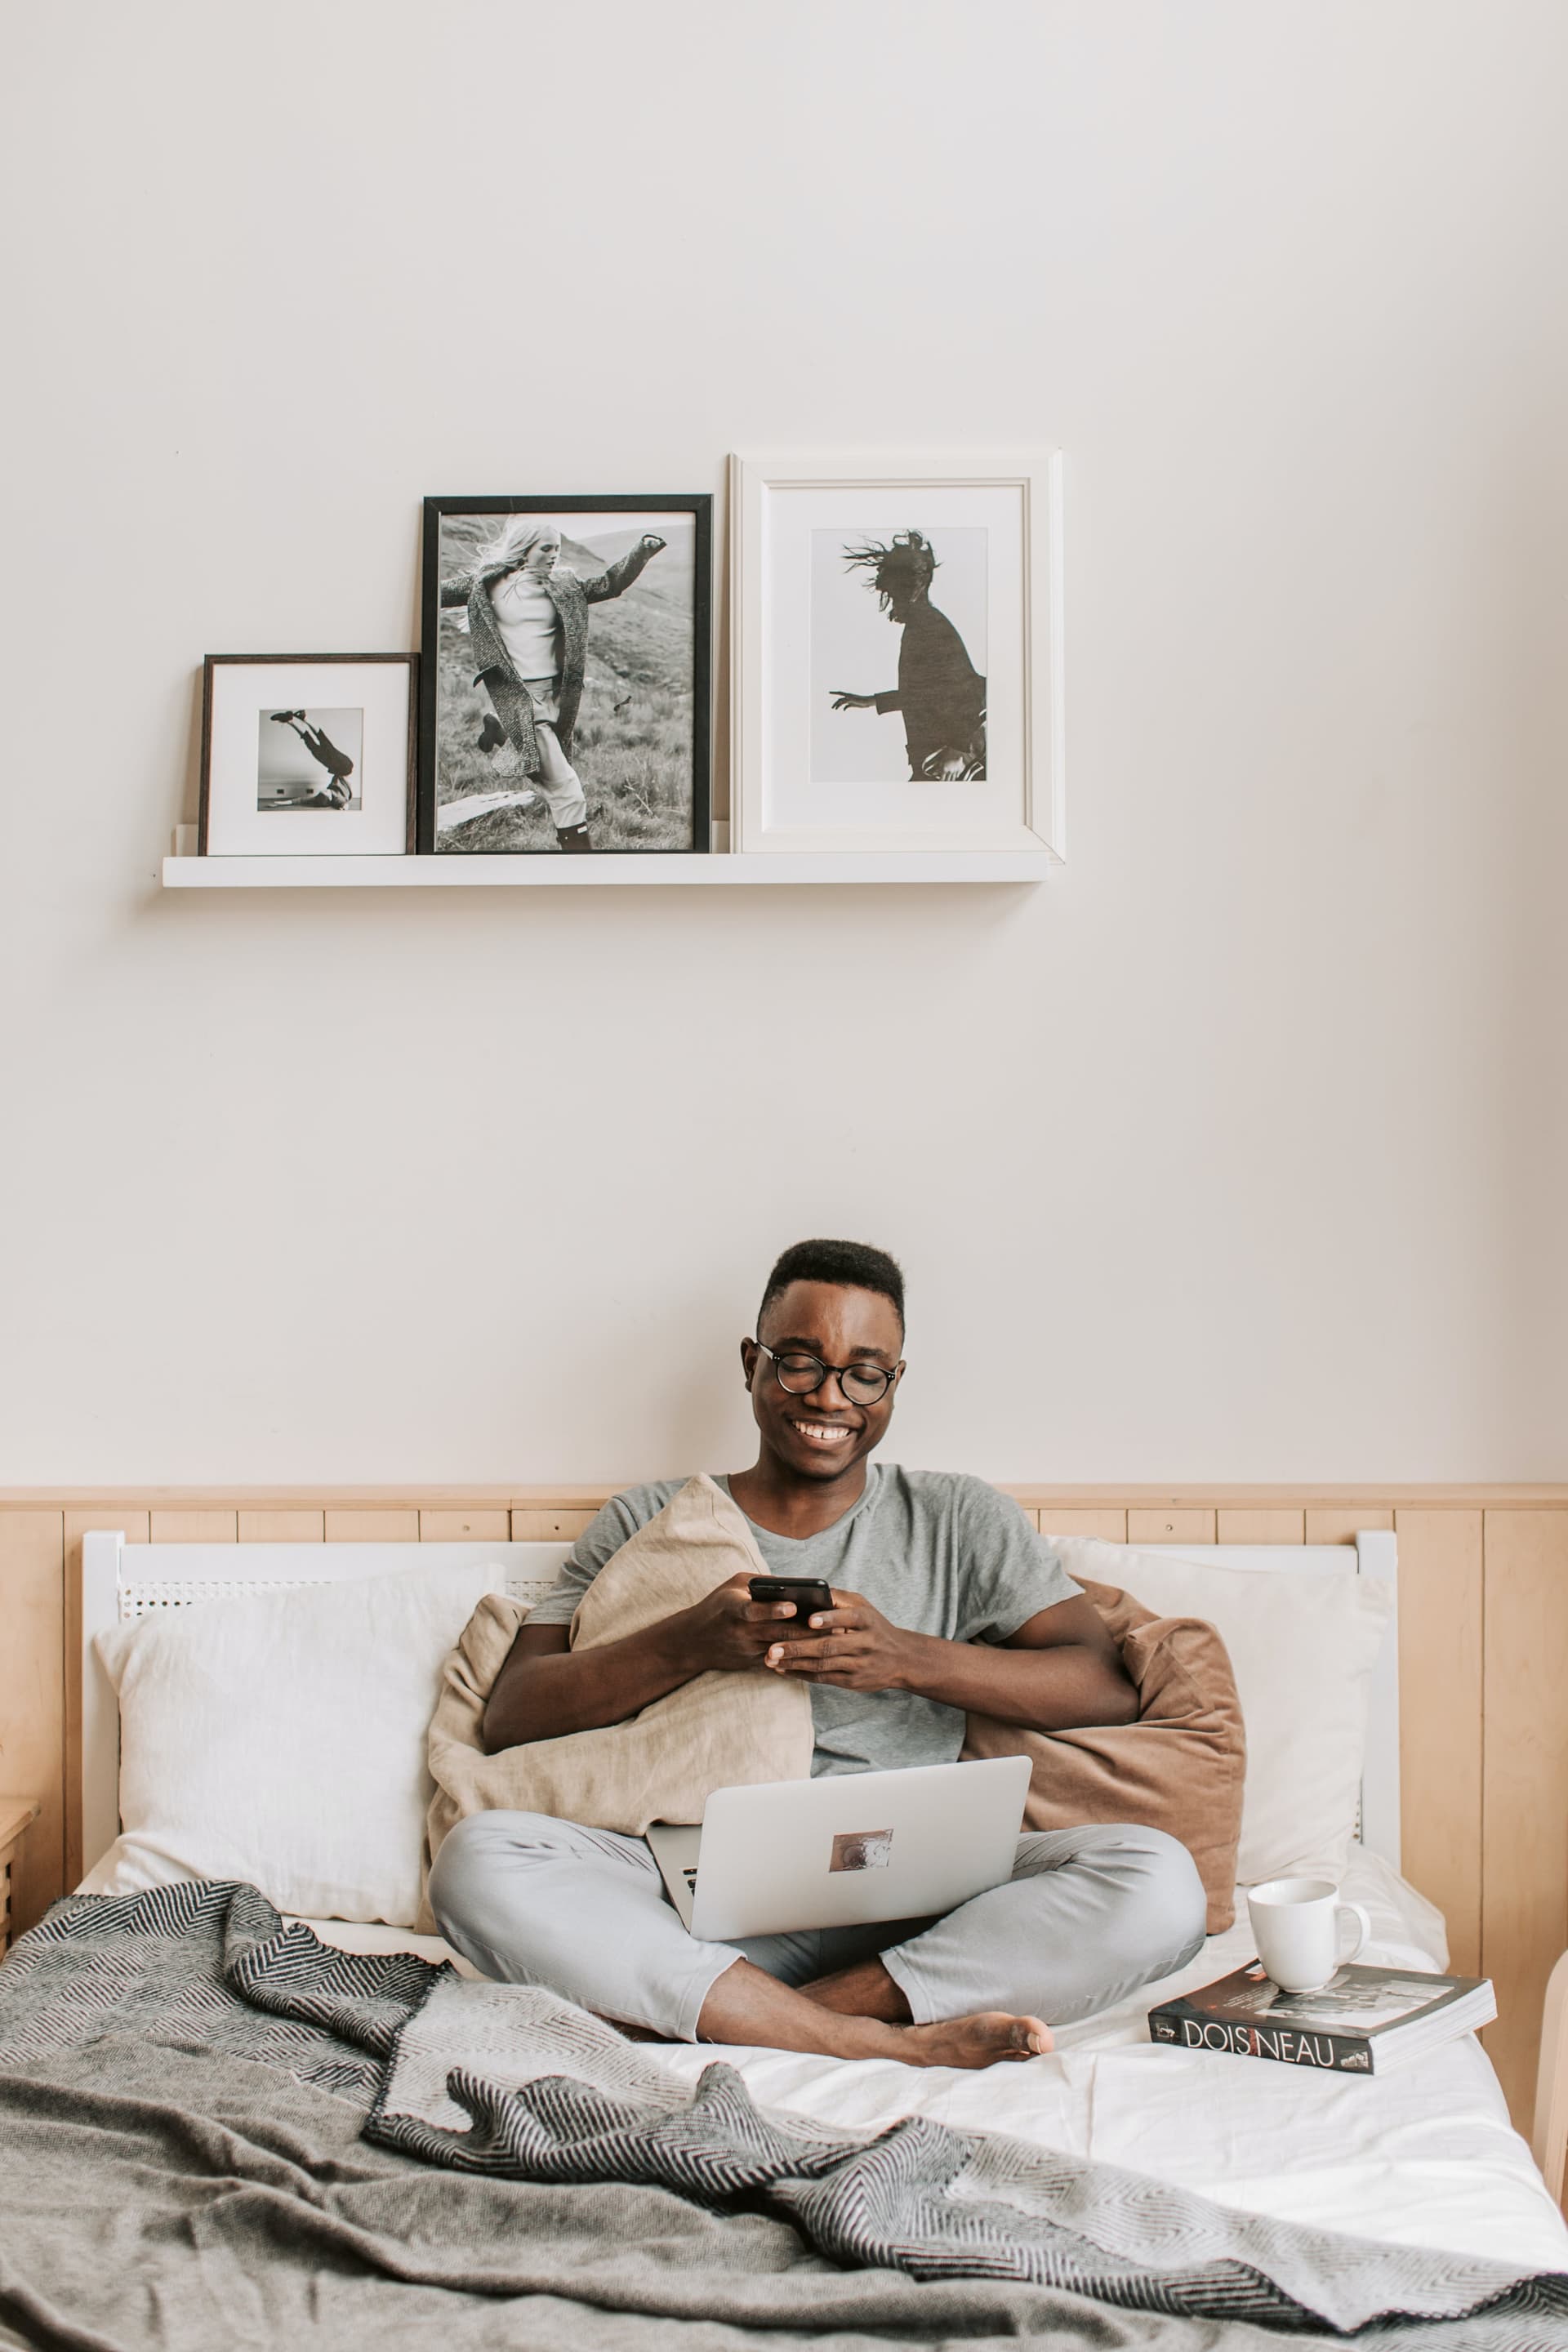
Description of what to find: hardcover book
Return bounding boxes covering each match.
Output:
[1148,1960,1496,2074]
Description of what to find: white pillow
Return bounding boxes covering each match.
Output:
[81,1559,508,1926]
[1045,1537,1393,1884]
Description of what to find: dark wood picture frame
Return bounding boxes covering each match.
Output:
[198,653,418,854]
[417,494,712,855]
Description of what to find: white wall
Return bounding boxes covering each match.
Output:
[3,1,1565,1486]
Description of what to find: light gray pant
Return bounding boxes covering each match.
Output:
[429,1809,1208,2045]
[487,674,588,828]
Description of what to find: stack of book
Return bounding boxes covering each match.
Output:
[1148,1960,1496,2075]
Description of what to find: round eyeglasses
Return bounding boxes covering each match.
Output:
[755,1340,897,1405]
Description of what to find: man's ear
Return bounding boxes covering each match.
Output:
[739,1336,760,1388]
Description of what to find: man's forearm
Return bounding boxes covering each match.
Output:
[483,1618,695,1752]
[892,1633,1138,1732]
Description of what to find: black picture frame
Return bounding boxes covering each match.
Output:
[198,653,417,855]
[417,493,713,856]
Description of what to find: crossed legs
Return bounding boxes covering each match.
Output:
[429,1811,1207,2069]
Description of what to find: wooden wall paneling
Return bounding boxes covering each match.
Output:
[1036,1510,1129,1542]
[0,1512,65,1935]
[17,1485,1567,1508]
[1216,1508,1304,1544]
[62,1509,149,1890]
[512,1510,595,1541]
[323,1511,419,1542]
[1481,1511,1568,2136]
[1009,1506,1041,1530]
[1304,1507,1394,1544]
[238,1511,324,1542]
[420,1511,510,1543]
[1392,1511,1483,1976]
[1126,1509,1218,1545]
[148,1511,238,1544]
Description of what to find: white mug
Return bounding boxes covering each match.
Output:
[1247,1875,1371,1993]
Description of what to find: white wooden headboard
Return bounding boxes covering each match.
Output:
[78,1529,1400,1882]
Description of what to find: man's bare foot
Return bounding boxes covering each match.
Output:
[899,2011,1054,2068]
[694,1958,1051,2069]
[796,1959,1052,2063]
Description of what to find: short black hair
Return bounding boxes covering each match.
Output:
[757,1239,906,1337]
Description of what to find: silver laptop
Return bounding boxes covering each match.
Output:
[645,1755,1031,1942]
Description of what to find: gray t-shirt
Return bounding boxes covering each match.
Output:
[527,1465,1080,1777]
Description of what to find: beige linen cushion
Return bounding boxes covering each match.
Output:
[423,1473,813,1925]
[962,1579,1246,1933]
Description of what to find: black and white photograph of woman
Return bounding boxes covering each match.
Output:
[813,528,987,784]
[421,497,712,855]
[256,706,363,810]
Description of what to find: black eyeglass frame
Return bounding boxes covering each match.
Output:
[753,1340,901,1405]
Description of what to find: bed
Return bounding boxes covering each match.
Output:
[2,1521,1560,2349]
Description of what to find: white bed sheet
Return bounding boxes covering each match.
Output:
[294,1846,1568,2274]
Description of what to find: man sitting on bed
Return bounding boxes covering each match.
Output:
[430,1238,1207,2069]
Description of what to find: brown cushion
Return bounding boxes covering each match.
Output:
[960,1578,1245,1933]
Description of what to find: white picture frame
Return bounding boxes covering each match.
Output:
[729,450,1064,858]
[199,654,416,857]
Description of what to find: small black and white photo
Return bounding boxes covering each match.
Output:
[419,494,711,855]
[812,527,987,785]
[198,655,416,858]
[257,706,363,812]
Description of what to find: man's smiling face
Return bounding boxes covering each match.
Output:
[741,1279,905,1486]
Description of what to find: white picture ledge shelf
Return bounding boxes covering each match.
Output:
[162,854,1052,889]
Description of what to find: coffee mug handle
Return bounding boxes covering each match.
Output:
[1335,1902,1372,1966]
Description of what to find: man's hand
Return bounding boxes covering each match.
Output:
[762,1589,914,1691]
[681,1572,818,1676]
[829,689,877,710]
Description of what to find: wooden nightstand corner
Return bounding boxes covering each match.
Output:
[0,1798,42,1956]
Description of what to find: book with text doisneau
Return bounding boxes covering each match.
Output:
[1148,1960,1496,2074]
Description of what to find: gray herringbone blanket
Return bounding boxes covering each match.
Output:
[1,1881,1564,2351]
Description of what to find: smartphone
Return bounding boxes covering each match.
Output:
[748,1575,834,1623]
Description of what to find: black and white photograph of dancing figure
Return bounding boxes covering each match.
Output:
[421,495,711,854]
[812,527,987,786]
[257,707,363,810]
[733,452,1059,856]
[199,653,416,858]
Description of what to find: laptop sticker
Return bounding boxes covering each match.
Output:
[831,1829,894,1873]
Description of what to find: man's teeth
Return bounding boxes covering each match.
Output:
[793,1421,851,1443]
